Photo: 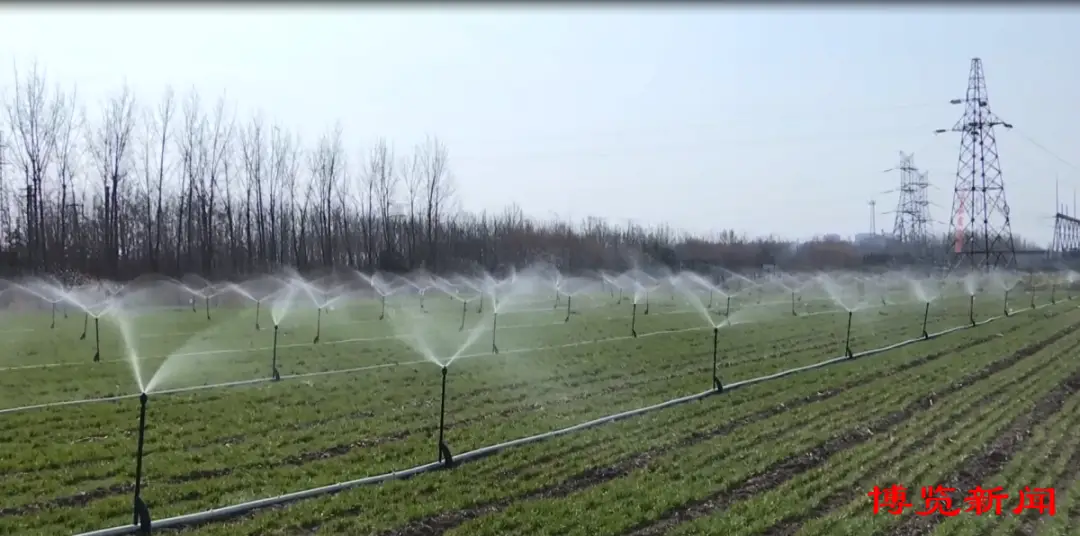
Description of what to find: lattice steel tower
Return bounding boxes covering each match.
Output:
[887,152,933,251]
[941,58,1017,271]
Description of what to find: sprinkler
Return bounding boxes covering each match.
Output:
[255,300,261,330]
[271,324,281,381]
[313,307,321,344]
[711,326,723,392]
[205,296,211,320]
[132,393,152,534]
[1052,283,1057,305]
[791,291,797,316]
[379,295,386,321]
[80,312,88,340]
[491,313,499,354]
[968,295,976,326]
[50,303,56,329]
[725,295,731,317]
[644,293,650,315]
[631,303,638,338]
[707,290,713,309]
[843,311,854,358]
[1004,290,1010,317]
[921,302,930,339]
[564,295,572,323]
[1029,273,1036,309]
[437,366,454,467]
[191,299,197,313]
[477,296,483,314]
[420,292,426,311]
[617,288,623,305]
[553,290,559,309]
[93,317,101,362]
[459,300,467,331]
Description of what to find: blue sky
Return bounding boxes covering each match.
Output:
[1,6,1078,244]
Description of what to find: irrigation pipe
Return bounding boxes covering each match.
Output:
[0,304,718,372]
[0,301,983,414]
[73,298,1070,536]
[0,325,712,415]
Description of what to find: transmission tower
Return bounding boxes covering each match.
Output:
[885,152,933,253]
[939,57,1017,271]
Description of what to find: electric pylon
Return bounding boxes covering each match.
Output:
[1050,212,1080,260]
[940,58,1017,271]
[885,152,933,260]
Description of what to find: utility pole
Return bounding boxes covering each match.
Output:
[869,200,877,234]
[938,57,1017,271]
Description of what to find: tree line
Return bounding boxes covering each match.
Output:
[0,65,1044,282]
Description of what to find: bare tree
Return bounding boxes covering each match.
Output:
[5,62,66,269]
[86,84,136,277]
[418,135,453,270]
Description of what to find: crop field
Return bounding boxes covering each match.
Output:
[1,270,1077,536]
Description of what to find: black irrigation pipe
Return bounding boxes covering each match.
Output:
[74,298,1074,536]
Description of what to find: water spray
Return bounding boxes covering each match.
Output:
[313,308,322,344]
[459,300,467,331]
[631,303,638,338]
[80,313,88,340]
[131,393,152,534]
[255,300,261,330]
[270,324,281,381]
[491,313,499,354]
[843,311,854,358]
[93,317,101,362]
[436,366,454,467]
[711,326,723,392]
[564,295,572,323]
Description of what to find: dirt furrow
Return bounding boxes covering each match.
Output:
[888,365,1080,535]
[618,320,1077,536]
[373,321,1051,536]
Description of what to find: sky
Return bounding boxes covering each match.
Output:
[1,5,1079,245]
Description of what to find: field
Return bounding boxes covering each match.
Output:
[2,276,1078,536]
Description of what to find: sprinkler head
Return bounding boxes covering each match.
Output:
[272,368,281,382]
[140,392,148,404]
[713,376,724,393]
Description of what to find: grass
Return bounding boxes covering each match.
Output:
[0,284,1076,536]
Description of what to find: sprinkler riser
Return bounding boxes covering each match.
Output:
[271,325,280,381]
[132,393,150,528]
[921,302,930,339]
[491,313,499,354]
[631,303,638,338]
[843,311,854,358]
